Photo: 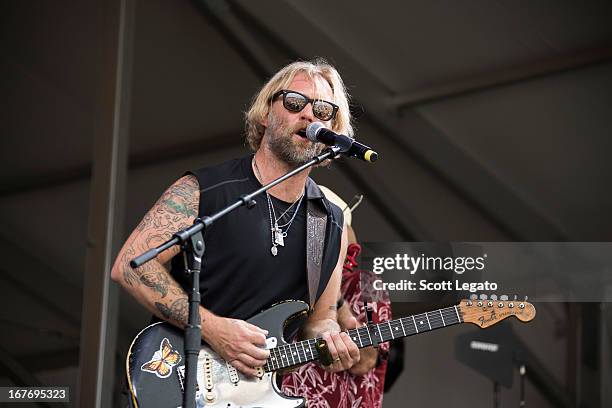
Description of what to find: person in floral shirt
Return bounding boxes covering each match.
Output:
[282,186,392,408]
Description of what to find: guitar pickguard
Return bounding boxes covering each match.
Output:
[171,344,301,408]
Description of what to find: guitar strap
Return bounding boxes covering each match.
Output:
[306,199,327,307]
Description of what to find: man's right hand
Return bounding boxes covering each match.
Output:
[202,314,270,377]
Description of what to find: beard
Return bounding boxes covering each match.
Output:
[265,113,325,166]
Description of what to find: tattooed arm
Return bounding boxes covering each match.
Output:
[111,175,269,376]
[111,175,200,327]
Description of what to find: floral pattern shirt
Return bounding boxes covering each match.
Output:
[281,243,392,408]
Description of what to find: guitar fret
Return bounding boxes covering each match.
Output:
[354,328,363,347]
[289,344,297,365]
[279,346,288,368]
[412,315,419,333]
[293,344,300,364]
[294,343,301,363]
[454,305,461,323]
[270,351,276,370]
[388,321,394,339]
[280,346,291,367]
[425,312,432,330]
[285,346,292,367]
[300,341,307,362]
[365,326,374,346]
[278,346,285,369]
[439,309,446,326]
[270,347,279,370]
[306,340,312,361]
[308,339,316,361]
[399,318,406,336]
[420,314,429,331]
[296,343,302,363]
[278,346,289,368]
[273,347,281,369]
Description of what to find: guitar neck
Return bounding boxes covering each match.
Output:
[264,304,463,372]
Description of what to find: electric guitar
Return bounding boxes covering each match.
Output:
[126,298,536,407]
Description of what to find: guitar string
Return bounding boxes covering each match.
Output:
[268,302,521,370]
[274,308,459,357]
[266,306,463,369]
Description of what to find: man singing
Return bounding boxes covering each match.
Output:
[111,58,360,379]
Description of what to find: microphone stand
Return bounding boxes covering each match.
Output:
[130,146,341,408]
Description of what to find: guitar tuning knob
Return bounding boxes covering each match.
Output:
[470,294,478,300]
[490,294,498,301]
[524,296,529,302]
[500,295,508,301]
[479,294,488,300]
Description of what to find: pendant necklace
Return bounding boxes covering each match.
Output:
[253,157,304,256]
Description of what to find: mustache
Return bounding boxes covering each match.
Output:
[291,122,309,133]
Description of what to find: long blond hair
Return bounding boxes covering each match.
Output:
[244,58,353,151]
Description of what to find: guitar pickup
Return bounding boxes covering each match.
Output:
[226,361,240,384]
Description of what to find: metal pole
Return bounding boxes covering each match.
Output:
[77,0,133,406]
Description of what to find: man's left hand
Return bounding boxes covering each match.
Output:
[319,326,360,372]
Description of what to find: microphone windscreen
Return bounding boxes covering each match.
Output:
[306,122,325,142]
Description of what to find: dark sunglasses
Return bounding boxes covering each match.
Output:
[272,90,339,121]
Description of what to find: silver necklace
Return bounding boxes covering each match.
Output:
[266,193,304,254]
[253,158,304,256]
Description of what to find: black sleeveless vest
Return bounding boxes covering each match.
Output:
[169,155,343,320]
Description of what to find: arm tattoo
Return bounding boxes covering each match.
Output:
[159,176,199,218]
[140,270,186,298]
[140,271,170,297]
[120,247,139,287]
[123,268,139,287]
[119,175,199,288]
[137,175,199,248]
[155,298,189,325]
[162,198,197,218]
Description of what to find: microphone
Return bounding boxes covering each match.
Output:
[305,122,378,163]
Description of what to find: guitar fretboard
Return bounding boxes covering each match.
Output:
[264,305,463,372]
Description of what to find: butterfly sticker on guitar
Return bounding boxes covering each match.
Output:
[140,337,182,379]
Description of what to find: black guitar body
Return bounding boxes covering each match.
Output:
[126,300,309,408]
